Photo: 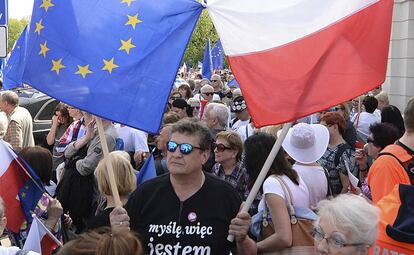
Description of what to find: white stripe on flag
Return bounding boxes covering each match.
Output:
[0,140,16,176]
[207,0,379,55]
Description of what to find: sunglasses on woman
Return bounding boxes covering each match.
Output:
[214,143,231,152]
[203,92,214,96]
[166,141,202,155]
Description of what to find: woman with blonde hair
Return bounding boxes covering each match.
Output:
[87,152,136,229]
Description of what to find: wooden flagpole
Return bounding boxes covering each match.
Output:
[227,122,293,242]
[95,117,122,207]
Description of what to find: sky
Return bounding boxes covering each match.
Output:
[9,0,34,19]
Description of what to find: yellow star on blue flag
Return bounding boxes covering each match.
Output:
[14,0,203,133]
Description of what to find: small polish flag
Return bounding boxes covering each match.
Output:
[23,215,62,255]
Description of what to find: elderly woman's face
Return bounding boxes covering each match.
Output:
[315,219,369,255]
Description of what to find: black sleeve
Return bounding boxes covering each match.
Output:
[125,187,144,232]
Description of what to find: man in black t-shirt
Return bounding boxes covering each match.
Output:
[110,119,256,254]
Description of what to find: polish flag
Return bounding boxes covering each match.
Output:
[207,0,393,127]
[23,215,61,255]
[0,141,28,233]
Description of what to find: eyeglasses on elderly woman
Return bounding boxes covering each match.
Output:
[312,225,371,250]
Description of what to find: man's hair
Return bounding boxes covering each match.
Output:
[205,102,228,129]
[369,123,401,149]
[375,91,389,105]
[404,97,414,132]
[316,194,379,246]
[320,112,346,136]
[200,84,214,94]
[1,91,19,107]
[362,96,378,113]
[0,197,4,218]
[171,119,212,151]
[95,152,136,197]
[216,131,244,161]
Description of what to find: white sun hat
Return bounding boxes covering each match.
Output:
[279,123,329,164]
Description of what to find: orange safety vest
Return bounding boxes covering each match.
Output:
[369,143,414,254]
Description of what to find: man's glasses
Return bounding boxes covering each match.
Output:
[203,92,214,96]
[211,80,219,82]
[312,226,369,249]
[166,141,202,155]
[214,143,231,152]
[335,107,345,111]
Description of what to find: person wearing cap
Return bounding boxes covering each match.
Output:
[281,123,330,209]
[210,74,224,94]
[194,84,220,103]
[230,96,255,142]
[187,97,201,119]
[230,96,250,130]
[170,99,189,119]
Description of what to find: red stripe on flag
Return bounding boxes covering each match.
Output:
[41,234,58,255]
[0,160,29,233]
[228,0,393,127]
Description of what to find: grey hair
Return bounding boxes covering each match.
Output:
[1,91,19,107]
[375,91,389,104]
[0,197,4,218]
[315,194,379,245]
[171,118,212,151]
[200,84,214,93]
[205,102,229,129]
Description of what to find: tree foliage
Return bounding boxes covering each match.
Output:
[183,10,219,68]
[8,18,29,52]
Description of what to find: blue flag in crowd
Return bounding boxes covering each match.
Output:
[202,38,213,79]
[211,39,224,70]
[17,0,203,134]
[136,153,156,185]
[227,78,240,88]
[3,26,29,90]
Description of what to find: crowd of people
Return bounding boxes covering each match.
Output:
[0,70,413,255]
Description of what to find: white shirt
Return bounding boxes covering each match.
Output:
[236,123,255,142]
[115,125,149,152]
[0,246,39,255]
[293,164,327,210]
[259,175,310,212]
[231,118,250,131]
[352,112,381,136]
[193,93,221,102]
[0,111,8,139]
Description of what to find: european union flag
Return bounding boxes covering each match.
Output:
[17,158,45,225]
[227,78,240,88]
[3,26,29,90]
[211,39,224,70]
[202,38,212,79]
[21,0,203,133]
[136,153,156,185]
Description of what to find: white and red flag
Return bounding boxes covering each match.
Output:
[207,0,393,126]
[23,215,61,255]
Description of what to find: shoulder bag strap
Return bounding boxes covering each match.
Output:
[323,167,333,197]
[273,176,298,224]
[378,151,414,185]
